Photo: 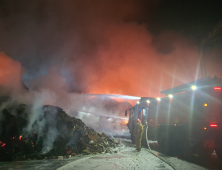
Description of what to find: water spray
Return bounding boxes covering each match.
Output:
[85,94,141,100]
[78,110,128,120]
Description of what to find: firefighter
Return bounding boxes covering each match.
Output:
[134,119,144,151]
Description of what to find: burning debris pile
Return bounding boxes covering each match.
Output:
[0,101,120,161]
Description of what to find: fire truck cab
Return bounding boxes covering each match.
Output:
[125,76,222,158]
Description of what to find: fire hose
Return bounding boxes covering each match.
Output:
[145,125,177,170]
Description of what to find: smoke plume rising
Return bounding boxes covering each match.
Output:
[0,0,203,97]
[1,0,222,153]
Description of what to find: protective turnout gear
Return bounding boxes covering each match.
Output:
[134,121,144,151]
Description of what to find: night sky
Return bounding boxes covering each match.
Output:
[1,0,222,97]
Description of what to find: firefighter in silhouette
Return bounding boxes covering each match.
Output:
[134,119,144,151]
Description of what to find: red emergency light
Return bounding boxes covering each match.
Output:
[210,124,218,127]
[214,87,221,90]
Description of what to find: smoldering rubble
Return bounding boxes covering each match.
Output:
[0,98,121,161]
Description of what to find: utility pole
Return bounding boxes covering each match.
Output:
[199,21,222,78]
[199,44,206,78]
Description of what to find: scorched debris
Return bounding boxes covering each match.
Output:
[0,100,119,161]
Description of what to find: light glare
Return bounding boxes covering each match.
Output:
[210,124,218,127]
[214,87,221,90]
[168,94,173,98]
[191,85,197,90]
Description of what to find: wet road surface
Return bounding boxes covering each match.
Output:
[0,155,89,170]
[148,142,222,170]
[57,147,175,170]
[0,140,222,170]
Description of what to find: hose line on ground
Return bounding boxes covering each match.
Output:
[145,125,177,170]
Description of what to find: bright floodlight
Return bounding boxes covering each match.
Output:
[137,101,140,104]
[147,100,150,103]
[168,94,173,98]
[191,85,197,90]
[157,98,161,101]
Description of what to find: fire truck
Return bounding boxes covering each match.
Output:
[125,76,222,158]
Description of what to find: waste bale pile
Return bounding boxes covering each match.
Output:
[0,102,120,161]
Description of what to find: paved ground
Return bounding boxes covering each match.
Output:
[0,155,89,170]
[57,147,208,170]
[147,142,222,170]
[1,140,222,170]
[180,151,222,170]
[57,147,174,170]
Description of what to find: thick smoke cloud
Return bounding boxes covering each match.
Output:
[0,53,24,96]
[0,54,131,152]
[0,52,130,129]
[87,28,199,97]
[1,0,221,153]
[0,0,202,97]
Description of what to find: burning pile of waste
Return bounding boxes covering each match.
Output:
[0,99,120,161]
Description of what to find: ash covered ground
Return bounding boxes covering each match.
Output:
[0,96,125,161]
